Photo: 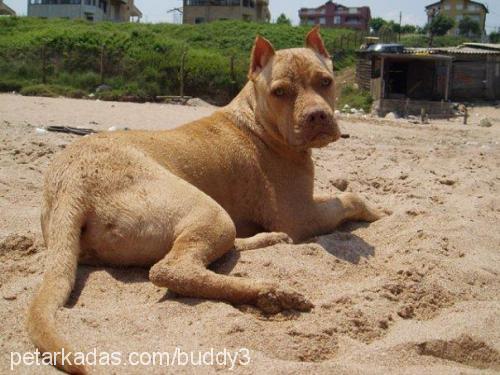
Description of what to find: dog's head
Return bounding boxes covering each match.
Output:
[248,27,340,150]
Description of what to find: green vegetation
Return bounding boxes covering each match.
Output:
[275,13,291,26]
[490,31,500,43]
[0,17,355,104]
[458,16,481,37]
[426,15,455,46]
[400,34,469,48]
[337,85,373,113]
[368,17,421,35]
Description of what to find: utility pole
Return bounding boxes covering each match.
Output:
[399,11,402,41]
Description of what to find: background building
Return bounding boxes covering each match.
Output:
[182,0,270,24]
[0,0,16,15]
[299,1,371,31]
[425,0,488,37]
[27,0,142,22]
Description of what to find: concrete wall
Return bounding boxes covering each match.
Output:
[426,0,488,37]
[28,0,137,22]
[374,98,454,117]
[183,1,268,24]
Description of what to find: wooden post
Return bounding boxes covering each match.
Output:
[444,59,451,101]
[463,107,468,125]
[486,55,495,100]
[380,56,385,99]
[41,44,47,84]
[230,54,236,96]
[421,107,426,124]
[100,44,105,85]
[180,48,187,98]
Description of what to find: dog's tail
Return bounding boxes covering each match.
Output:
[27,193,87,374]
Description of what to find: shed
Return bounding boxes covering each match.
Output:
[356,43,500,117]
[357,49,454,117]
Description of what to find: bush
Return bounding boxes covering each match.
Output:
[0,79,22,92]
[20,84,87,98]
[20,84,59,97]
[337,85,373,113]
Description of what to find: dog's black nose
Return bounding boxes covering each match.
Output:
[306,109,329,125]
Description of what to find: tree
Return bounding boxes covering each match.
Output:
[426,15,455,46]
[401,25,417,34]
[458,16,481,37]
[369,17,387,33]
[490,31,500,43]
[276,13,291,26]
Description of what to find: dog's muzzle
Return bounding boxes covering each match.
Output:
[301,108,340,145]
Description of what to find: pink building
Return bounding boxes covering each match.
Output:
[299,1,371,31]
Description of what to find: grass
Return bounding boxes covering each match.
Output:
[337,85,373,113]
[400,33,471,48]
[0,17,355,104]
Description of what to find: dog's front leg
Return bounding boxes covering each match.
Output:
[290,193,384,241]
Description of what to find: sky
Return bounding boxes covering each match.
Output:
[6,0,500,32]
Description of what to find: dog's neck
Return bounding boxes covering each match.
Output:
[222,82,311,161]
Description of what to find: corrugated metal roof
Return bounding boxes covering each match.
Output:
[404,45,500,56]
[462,43,500,51]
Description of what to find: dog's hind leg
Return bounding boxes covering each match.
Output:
[149,207,312,314]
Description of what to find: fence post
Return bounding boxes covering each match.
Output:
[180,47,187,98]
[41,44,47,84]
[100,44,105,85]
[230,54,237,96]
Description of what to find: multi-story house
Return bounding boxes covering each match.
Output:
[182,0,270,24]
[0,0,16,15]
[27,0,142,22]
[299,1,371,31]
[425,0,488,36]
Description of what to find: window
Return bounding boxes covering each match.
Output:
[319,17,326,25]
[455,15,463,22]
[334,15,341,24]
[307,19,315,25]
[195,17,205,24]
[349,7,358,14]
[444,4,451,10]
[456,1,463,10]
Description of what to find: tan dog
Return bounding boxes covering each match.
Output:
[27,27,382,374]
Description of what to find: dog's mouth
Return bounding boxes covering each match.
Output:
[306,128,341,147]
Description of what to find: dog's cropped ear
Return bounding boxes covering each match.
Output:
[249,35,275,79]
[305,26,330,59]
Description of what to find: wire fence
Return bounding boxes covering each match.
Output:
[0,30,398,104]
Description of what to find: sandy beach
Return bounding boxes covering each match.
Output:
[1,93,499,374]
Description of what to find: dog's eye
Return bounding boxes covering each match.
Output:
[273,87,286,97]
[321,77,333,87]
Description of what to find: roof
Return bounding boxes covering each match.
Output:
[462,43,500,51]
[359,43,500,58]
[403,44,500,56]
[425,0,488,13]
[379,52,453,61]
[0,0,16,16]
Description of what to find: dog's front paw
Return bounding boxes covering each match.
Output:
[268,232,293,245]
[256,287,313,314]
[364,204,390,222]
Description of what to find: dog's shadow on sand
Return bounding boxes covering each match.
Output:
[314,221,375,264]
[67,221,374,308]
